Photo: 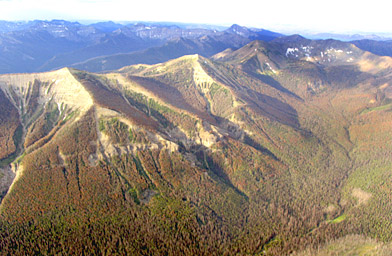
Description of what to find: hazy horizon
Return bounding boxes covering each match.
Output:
[2,18,392,40]
[0,0,391,35]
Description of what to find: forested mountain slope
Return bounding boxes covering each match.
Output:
[1,37,392,255]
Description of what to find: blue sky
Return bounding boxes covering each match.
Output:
[0,0,391,34]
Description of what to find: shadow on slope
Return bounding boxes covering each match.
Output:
[70,70,159,131]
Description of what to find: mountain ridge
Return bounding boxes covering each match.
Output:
[1,35,392,255]
[0,20,284,74]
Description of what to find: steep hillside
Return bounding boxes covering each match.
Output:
[351,39,392,57]
[1,38,392,255]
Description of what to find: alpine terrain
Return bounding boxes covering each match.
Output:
[1,33,392,255]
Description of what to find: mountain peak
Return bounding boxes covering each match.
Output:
[273,34,309,44]
[158,54,205,69]
[247,40,267,49]
[225,24,282,42]
[229,24,245,30]
[90,21,123,33]
[226,24,250,37]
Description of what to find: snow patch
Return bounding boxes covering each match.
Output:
[286,47,299,57]
[301,45,313,53]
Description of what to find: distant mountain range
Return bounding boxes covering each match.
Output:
[0,20,283,74]
[1,19,392,75]
[304,32,392,42]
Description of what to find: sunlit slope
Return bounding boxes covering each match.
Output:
[0,61,283,254]
[1,38,392,254]
[213,39,392,252]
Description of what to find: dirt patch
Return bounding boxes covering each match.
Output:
[140,189,157,204]
[58,151,66,166]
[88,154,99,167]
[352,187,372,206]
[324,204,337,213]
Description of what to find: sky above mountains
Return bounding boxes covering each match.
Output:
[0,0,391,34]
